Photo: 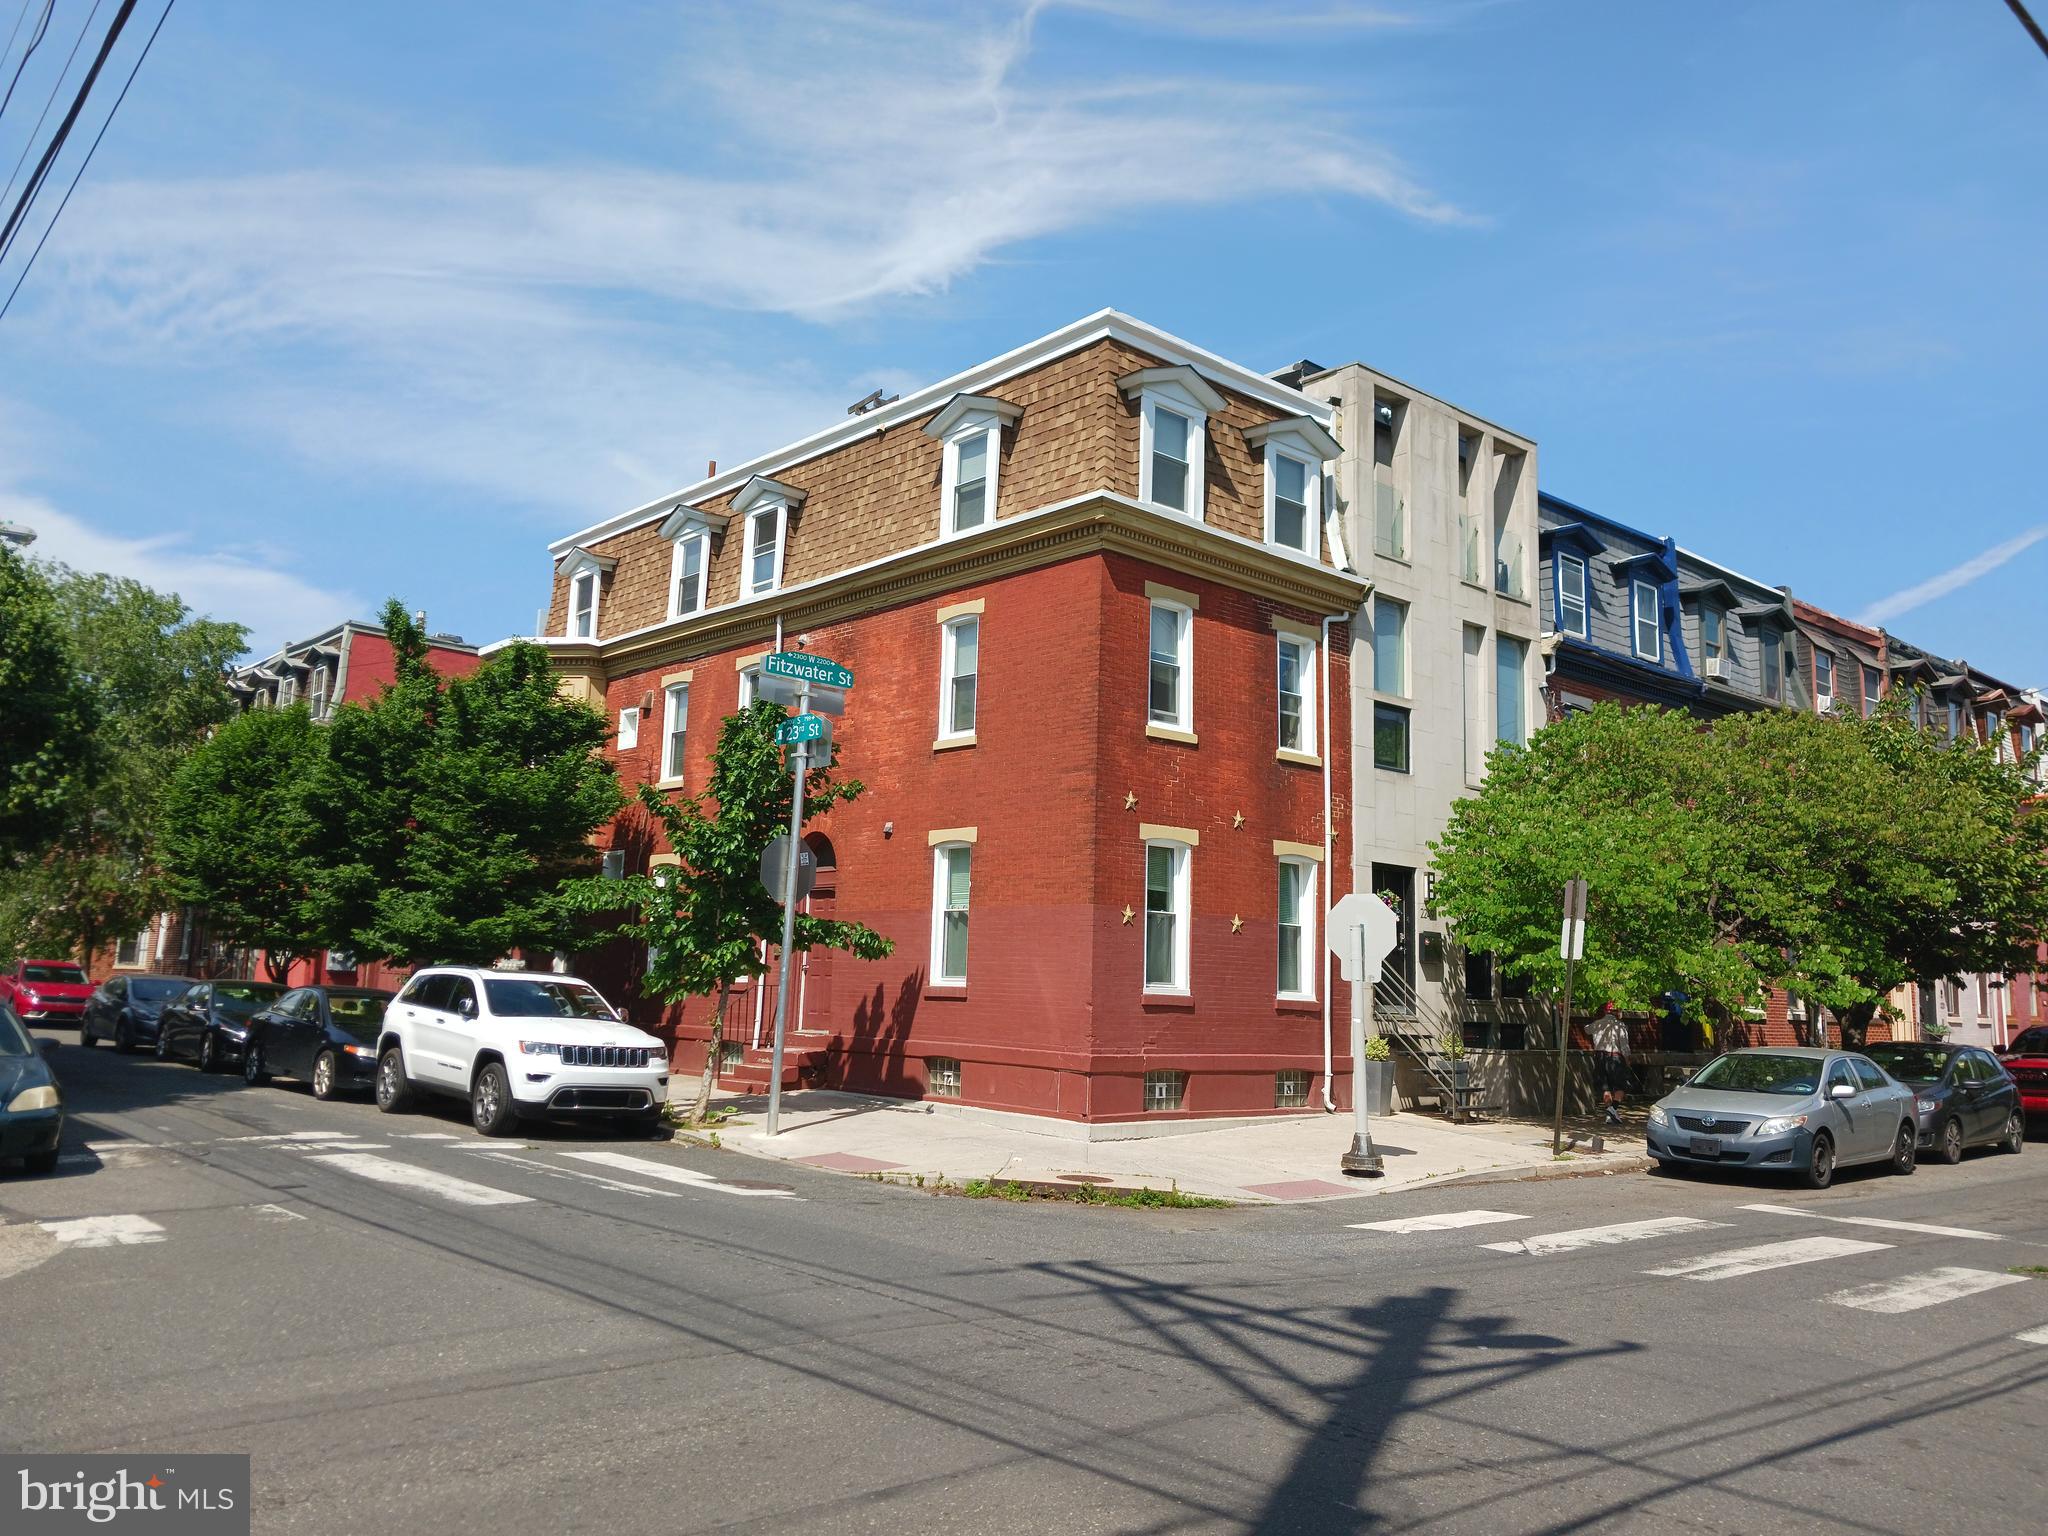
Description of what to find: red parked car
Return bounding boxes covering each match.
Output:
[0,959,94,1026]
[2000,1025,2048,1125]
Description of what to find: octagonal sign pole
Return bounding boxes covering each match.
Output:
[1328,891,1400,1177]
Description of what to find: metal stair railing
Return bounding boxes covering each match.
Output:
[1371,968,1479,1119]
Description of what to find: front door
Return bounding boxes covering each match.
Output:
[1369,864,1416,1021]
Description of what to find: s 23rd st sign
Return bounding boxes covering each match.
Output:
[5,1454,251,1534]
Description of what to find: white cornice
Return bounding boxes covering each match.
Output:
[922,392,1025,440]
[557,546,617,577]
[1242,415,1342,462]
[657,504,730,541]
[730,474,807,517]
[1117,364,1227,414]
[546,309,1334,557]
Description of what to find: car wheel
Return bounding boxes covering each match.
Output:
[24,1149,58,1175]
[470,1062,518,1137]
[311,1050,340,1102]
[198,1032,220,1073]
[1938,1117,1964,1166]
[78,1024,96,1048]
[1889,1122,1916,1176]
[243,1043,269,1087]
[2001,1110,2026,1155]
[1803,1132,1835,1190]
[152,1022,170,1060]
[375,1047,414,1114]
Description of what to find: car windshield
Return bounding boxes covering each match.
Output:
[21,964,84,984]
[1689,1054,1821,1096]
[213,982,285,1019]
[1863,1045,1950,1084]
[0,1004,32,1056]
[130,978,187,1003]
[483,978,618,1021]
[327,994,390,1033]
[2009,1028,2048,1056]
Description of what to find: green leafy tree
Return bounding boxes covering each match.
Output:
[160,705,324,982]
[303,601,624,966]
[565,701,893,1124]
[0,566,244,966]
[0,546,93,859]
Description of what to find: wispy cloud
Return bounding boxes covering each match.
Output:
[1858,524,2048,627]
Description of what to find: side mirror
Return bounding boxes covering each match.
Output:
[37,1038,58,1056]
[1828,1082,1855,1100]
[457,997,477,1019]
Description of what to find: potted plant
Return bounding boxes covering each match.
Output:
[1362,1034,1395,1116]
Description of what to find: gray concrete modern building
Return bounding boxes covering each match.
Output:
[1278,359,1543,1092]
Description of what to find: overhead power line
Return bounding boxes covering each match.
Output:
[2,0,108,218]
[0,0,53,124]
[2007,0,2048,60]
[1,0,171,320]
[0,0,135,267]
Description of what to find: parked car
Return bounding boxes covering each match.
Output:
[155,980,288,1072]
[1999,1025,2048,1126]
[0,958,94,1028]
[374,967,668,1136]
[0,1001,62,1175]
[80,974,196,1053]
[1647,1047,1918,1189]
[243,986,395,1099]
[1863,1041,2024,1163]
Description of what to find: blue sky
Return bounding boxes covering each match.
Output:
[2,0,2043,679]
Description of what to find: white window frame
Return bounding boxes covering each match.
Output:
[746,506,784,597]
[938,614,979,740]
[939,424,998,538]
[617,707,639,751]
[1264,446,1318,555]
[739,663,763,709]
[559,551,610,641]
[1631,578,1661,661]
[1556,554,1588,638]
[1143,840,1192,994]
[668,531,709,620]
[114,931,146,969]
[660,683,689,782]
[1814,649,1835,713]
[930,842,972,986]
[1276,856,1318,1002]
[1147,600,1194,733]
[1277,632,1316,756]
[1140,397,1201,515]
[309,665,329,718]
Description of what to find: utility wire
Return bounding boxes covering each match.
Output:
[1,0,171,319]
[1,0,105,221]
[2006,0,2048,60]
[1,0,39,81]
[0,0,134,267]
[0,0,53,124]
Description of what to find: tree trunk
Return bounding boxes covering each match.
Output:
[1840,999,1878,1050]
[264,950,293,984]
[690,984,727,1125]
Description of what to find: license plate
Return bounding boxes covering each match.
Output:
[1689,1137,1722,1157]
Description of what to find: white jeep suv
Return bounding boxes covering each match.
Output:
[375,967,669,1136]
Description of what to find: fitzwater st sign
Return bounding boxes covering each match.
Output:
[763,651,854,690]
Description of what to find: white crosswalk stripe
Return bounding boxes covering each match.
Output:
[2017,1326,2048,1345]
[1350,1210,1527,1234]
[1482,1216,1724,1256]
[1645,1235,1889,1281]
[1825,1266,2028,1314]
[37,1215,165,1248]
[1738,1203,2003,1242]
[561,1150,802,1200]
[305,1151,532,1207]
[468,1150,685,1198]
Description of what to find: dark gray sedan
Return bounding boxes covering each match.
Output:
[1647,1047,1919,1189]
[1862,1042,2024,1164]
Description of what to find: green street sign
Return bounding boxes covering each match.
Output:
[764,651,854,690]
[776,713,827,744]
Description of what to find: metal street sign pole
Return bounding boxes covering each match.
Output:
[765,729,810,1138]
[1552,878,1588,1155]
[1342,921,1384,1176]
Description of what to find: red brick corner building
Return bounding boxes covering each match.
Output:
[523,311,1368,1131]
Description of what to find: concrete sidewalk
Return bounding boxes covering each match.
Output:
[674,1087,1646,1204]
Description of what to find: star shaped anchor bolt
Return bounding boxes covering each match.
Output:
[1121,904,1135,924]
[1124,790,1138,811]
[1231,914,1244,933]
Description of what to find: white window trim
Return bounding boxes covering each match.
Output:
[930,842,972,986]
[1557,554,1588,637]
[938,614,979,741]
[1277,855,1319,1002]
[1143,839,1192,995]
[617,707,640,751]
[558,548,614,640]
[1263,444,1319,555]
[1136,385,1210,519]
[666,531,710,621]
[1148,599,1195,734]
[1277,632,1317,757]
[1631,578,1662,662]
[745,506,785,597]
[1814,650,1835,713]
[660,683,689,782]
[937,420,1002,539]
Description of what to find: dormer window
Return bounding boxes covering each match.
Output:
[923,393,1022,539]
[557,546,615,640]
[1243,416,1340,559]
[727,475,806,600]
[657,503,726,621]
[1119,365,1226,519]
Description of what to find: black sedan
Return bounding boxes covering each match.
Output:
[1,1001,62,1175]
[155,980,288,1072]
[80,974,195,1053]
[1863,1041,2024,1164]
[242,986,394,1099]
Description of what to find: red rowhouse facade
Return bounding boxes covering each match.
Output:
[529,312,1370,1127]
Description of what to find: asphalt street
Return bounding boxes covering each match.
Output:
[4,1028,2045,1535]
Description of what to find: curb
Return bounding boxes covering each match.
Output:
[1428,1154,1654,1190]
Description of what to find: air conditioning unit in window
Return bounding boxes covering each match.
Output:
[1703,658,1728,681]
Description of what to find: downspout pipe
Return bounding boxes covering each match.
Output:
[1322,610,1338,1111]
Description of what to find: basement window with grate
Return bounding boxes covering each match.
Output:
[926,1057,962,1098]
[1144,1069,1188,1112]
[1275,1069,1311,1109]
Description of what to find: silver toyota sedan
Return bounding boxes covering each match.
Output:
[1646,1047,1918,1189]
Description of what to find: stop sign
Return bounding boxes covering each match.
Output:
[1328,891,1400,983]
